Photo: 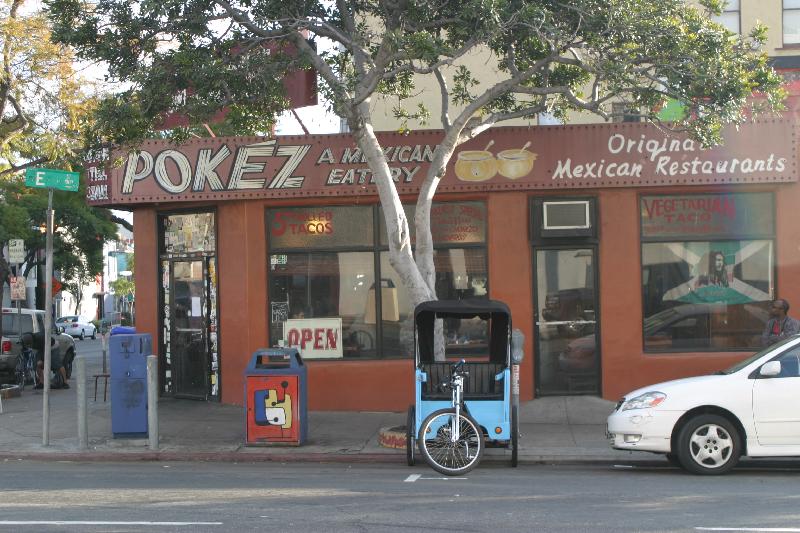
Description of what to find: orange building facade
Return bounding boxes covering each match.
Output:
[87,119,800,410]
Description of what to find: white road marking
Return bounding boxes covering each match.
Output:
[695,527,800,533]
[0,521,222,526]
[612,465,635,469]
[403,474,469,482]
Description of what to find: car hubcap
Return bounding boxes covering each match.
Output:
[689,423,733,468]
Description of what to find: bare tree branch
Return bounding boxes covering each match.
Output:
[433,67,451,129]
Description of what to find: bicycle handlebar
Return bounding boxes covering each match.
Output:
[450,359,468,378]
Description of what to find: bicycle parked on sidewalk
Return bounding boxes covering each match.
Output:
[14,332,67,391]
[408,300,525,476]
[14,335,38,391]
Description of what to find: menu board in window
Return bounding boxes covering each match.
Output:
[640,193,774,239]
[380,201,487,246]
[267,206,373,249]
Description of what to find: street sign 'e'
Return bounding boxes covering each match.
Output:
[25,167,80,192]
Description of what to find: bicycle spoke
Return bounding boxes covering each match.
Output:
[421,411,483,474]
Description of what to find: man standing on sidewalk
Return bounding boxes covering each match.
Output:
[761,299,800,347]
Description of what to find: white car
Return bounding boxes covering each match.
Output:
[55,315,97,340]
[607,335,800,475]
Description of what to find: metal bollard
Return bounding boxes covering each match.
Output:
[76,357,88,450]
[147,355,158,450]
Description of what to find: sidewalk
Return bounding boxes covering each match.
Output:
[0,381,651,465]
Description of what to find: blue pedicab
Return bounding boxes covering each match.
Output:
[407,299,524,475]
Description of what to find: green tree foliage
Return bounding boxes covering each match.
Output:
[0,1,122,337]
[0,0,95,172]
[46,0,785,319]
[108,252,134,318]
[0,177,118,327]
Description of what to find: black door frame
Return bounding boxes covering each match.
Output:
[157,208,220,402]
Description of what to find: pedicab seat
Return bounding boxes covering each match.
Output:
[419,362,505,400]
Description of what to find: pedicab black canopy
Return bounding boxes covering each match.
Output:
[414,299,511,365]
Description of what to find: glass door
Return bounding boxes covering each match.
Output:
[534,247,600,395]
[171,259,210,399]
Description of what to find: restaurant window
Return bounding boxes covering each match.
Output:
[711,0,740,34]
[267,202,487,359]
[269,251,377,358]
[379,202,489,358]
[786,0,800,44]
[640,193,774,352]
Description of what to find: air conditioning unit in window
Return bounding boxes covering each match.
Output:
[543,201,591,230]
[530,197,597,242]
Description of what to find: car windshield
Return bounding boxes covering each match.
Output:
[718,335,800,375]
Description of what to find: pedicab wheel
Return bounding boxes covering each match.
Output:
[511,405,519,467]
[418,408,484,476]
[406,405,416,466]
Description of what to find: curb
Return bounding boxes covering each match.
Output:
[0,451,406,464]
[0,450,666,466]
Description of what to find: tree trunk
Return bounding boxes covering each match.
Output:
[350,103,448,360]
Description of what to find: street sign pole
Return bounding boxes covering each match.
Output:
[42,188,54,446]
[23,168,79,446]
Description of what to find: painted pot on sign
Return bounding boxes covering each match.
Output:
[454,151,497,182]
[497,149,537,179]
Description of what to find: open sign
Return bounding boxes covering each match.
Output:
[283,317,343,359]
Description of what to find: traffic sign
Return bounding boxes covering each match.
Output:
[10,276,25,300]
[25,167,80,192]
[8,239,25,264]
[52,277,63,296]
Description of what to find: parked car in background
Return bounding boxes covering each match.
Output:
[558,303,769,373]
[607,334,800,475]
[1,308,77,378]
[55,315,97,340]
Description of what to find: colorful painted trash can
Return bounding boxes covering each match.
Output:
[244,348,307,445]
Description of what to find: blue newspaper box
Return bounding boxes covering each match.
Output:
[244,348,307,445]
[110,333,152,437]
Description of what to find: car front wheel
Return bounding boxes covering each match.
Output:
[676,414,740,475]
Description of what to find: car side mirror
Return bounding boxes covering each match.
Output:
[511,328,525,364]
[760,360,781,377]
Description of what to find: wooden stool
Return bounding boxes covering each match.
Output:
[93,373,110,402]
